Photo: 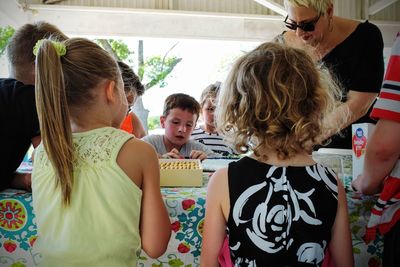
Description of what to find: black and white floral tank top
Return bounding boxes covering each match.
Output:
[226,157,338,267]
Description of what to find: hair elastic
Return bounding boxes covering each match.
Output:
[33,39,66,57]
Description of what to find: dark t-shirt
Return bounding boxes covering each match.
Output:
[0,78,39,190]
[321,21,384,148]
[226,157,338,266]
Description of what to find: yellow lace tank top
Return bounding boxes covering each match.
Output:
[32,127,142,267]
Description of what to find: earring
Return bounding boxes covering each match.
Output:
[328,17,333,32]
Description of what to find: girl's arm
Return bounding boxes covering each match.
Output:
[329,179,354,267]
[117,139,171,258]
[200,168,230,267]
[139,142,171,258]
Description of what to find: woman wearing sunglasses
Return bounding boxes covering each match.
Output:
[276,0,384,149]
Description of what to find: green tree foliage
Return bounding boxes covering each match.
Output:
[109,39,131,60]
[96,39,181,90]
[0,26,15,57]
[141,55,182,89]
[95,39,132,61]
[147,115,161,130]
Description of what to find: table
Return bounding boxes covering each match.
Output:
[0,173,210,267]
[0,172,384,267]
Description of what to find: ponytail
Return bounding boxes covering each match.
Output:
[35,39,74,205]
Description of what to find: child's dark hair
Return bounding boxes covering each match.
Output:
[117,61,145,96]
[163,93,200,118]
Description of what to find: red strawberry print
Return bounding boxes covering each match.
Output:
[4,240,17,253]
[182,199,195,210]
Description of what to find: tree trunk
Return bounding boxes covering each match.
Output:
[134,40,149,134]
[97,39,118,60]
[132,96,149,134]
[138,40,144,79]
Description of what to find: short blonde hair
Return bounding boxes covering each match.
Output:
[199,82,221,107]
[284,0,332,15]
[217,42,341,160]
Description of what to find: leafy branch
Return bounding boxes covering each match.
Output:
[0,26,15,57]
[96,39,181,90]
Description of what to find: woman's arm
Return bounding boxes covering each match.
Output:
[322,91,377,140]
[200,168,230,267]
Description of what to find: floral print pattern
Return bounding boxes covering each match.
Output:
[0,178,383,267]
[229,165,334,266]
[0,190,40,267]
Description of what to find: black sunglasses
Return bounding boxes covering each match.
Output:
[284,14,321,32]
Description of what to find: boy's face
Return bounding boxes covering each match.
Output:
[160,108,197,147]
[201,98,216,128]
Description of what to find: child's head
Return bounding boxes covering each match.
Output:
[199,82,221,129]
[161,93,200,147]
[217,42,341,160]
[117,61,145,109]
[7,21,67,85]
[34,37,126,204]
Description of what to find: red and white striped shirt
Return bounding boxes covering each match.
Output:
[370,33,400,122]
[364,33,400,243]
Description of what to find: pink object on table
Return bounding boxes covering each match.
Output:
[218,236,233,267]
[322,248,333,267]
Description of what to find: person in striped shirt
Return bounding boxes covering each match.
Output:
[191,82,238,157]
[352,33,400,267]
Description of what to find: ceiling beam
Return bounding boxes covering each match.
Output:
[253,0,287,16]
[369,0,399,15]
[22,4,286,42]
[0,0,31,27]
[1,3,398,47]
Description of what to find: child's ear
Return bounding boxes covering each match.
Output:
[327,3,334,18]
[104,80,117,103]
[160,115,166,128]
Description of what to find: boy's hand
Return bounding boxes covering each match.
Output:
[163,148,183,159]
[190,150,207,161]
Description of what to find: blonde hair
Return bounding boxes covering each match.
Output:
[199,82,221,107]
[35,38,120,205]
[217,42,341,160]
[284,0,332,15]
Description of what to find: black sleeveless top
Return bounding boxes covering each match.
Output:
[226,157,338,266]
[278,21,384,149]
[321,21,384,149]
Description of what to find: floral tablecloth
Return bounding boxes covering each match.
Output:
[0,174,384,267]
[0,173,210,267]
[138,186,207,267]
[347,192,384,267]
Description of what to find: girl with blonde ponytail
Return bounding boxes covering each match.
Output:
[32,38,170,267]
